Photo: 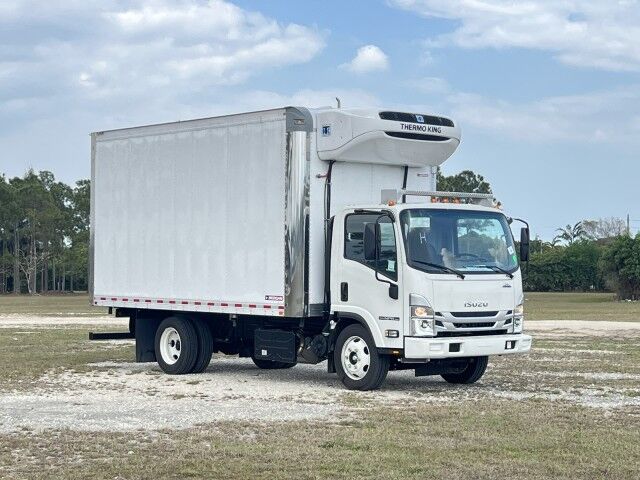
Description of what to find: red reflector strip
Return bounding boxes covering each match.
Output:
[249,304,257,308]
[122,298,128,302]
[235,303,242,308]
[194,302,201,305]
[111,297,117,301]
[145,300,151,303]
[133,299,140,303]
[157,300,163,304]
[278,306,285,310]
[221,303,228,307]
[207,302,214,306]
[100,297,106,301]
[263,305,271,309]
[181,301,188,305]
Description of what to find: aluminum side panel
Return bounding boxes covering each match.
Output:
[92,111,287,304]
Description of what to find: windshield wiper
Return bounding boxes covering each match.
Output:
[471,264,514,279]
[412,260,465,279]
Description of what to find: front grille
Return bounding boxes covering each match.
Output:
[453,322,496,329]
[385,132,450,142]
[380,111,455,127]
[437,330,507,338]
[450,311,499,318]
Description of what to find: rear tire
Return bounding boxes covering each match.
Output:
[191,319,213,373]
[334,324,389,391]
[441,356,488,384]
[251,357,296,370]
[155,317,198,374]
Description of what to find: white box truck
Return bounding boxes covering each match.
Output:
[91,106,532,390]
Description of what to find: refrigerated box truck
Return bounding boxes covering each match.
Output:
[91,106,532,390]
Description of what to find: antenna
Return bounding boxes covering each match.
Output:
[335,97,341,109]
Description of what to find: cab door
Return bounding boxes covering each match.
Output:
[331,211,403,349]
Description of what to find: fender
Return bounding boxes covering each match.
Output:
[330,306,385,348]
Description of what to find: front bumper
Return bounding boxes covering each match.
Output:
[404,333,532,360]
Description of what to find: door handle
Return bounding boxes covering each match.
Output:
[340,282,348,301]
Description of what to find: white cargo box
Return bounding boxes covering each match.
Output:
[91,107,460,317]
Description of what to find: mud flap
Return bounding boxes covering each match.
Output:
[135,317,161,362]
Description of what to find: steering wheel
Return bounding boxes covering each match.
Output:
[455,252,490,262]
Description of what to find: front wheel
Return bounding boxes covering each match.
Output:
[441,356,488,384]
[334,324,389,391]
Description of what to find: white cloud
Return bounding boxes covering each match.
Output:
[445,86,640,143]
[343,45,389,73]
[0,0,325,106]
[391,0,640,71]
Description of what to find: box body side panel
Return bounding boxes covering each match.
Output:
[92,110,287,305]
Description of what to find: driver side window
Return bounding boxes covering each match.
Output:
[345,214,398,281]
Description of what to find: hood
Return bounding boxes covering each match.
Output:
[431,276,515,313]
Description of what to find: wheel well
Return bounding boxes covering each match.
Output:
[331,313,376,350]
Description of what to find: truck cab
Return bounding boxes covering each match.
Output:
[329,196,532,390]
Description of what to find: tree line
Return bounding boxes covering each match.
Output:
[0,170,89,294]
[524,220,640,299]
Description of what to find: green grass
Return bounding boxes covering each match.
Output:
[525,292,640,321]
[1,401,638,479]
[0,328,133,389]
[0,293,107,316]
[0,313,638,478]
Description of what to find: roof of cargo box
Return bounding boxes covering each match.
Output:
[91,106,311,138]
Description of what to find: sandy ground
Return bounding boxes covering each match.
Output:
[1,316,639,433]
[0,315,126,328]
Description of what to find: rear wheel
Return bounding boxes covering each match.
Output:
[441,356,488,384]
[251,357,296,369]
[334,324,389,391]
[191,319,213,373]
[155,317,198,374]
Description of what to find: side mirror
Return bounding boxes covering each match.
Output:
[363,223,377,261]
[388,284,399,300]
[520,227,530,262]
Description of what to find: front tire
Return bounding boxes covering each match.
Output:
[441,356,488,384]
[155,317,198,374]
[334,324,389,391]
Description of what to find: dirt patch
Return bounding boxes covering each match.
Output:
[528,320,640,335]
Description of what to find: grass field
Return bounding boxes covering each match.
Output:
[0,294,639,479]
[525,292,640,321]
[1,292,639,321]
[0,293,108,317]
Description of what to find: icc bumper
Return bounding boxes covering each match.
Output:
[403,333,532,360]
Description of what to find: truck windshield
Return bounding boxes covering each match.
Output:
[399,209,519,275]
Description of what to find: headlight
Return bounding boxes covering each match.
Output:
[411,317,435,336]
[410,294,435,337]
[513,302,524,333]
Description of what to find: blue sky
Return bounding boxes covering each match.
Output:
[1,0,639,239]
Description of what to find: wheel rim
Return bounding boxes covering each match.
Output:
[159,327,182,365]
[341,335,371,380]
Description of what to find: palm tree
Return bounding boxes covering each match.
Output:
[554,222,586,245]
